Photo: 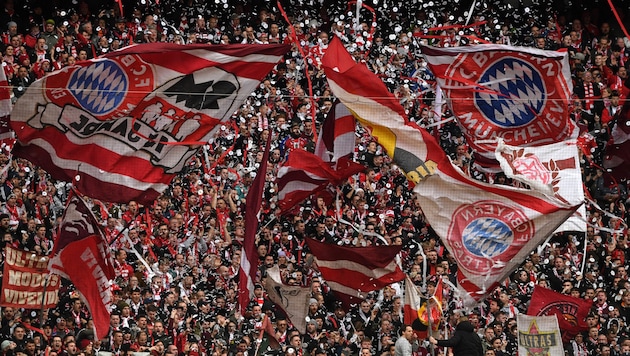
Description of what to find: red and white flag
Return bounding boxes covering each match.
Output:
[403,277,426,338]
[422,44,576,171]
[0,63,13,142]
[49,190,116,341]
[604,99,630,181]
[239,132,272,315]
[322,36,580,305]
[276,150,364,213]
[495,138,586,232]
[305,238,405,306]
[314,99,356,163]
[11,43,289,204]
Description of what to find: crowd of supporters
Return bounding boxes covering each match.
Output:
[0,0,630,356]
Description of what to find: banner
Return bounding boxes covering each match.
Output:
[0,246,59,308]
[527,285,592,342]
[11,43,289,204]
[517,314,564,356]
[265,265,311,333]
[322,36,580,305]
[49,190,116,340]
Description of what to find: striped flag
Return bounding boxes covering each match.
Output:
[276,150,364,212]
[11,43,289,204]
[314,99,356,163]
[0,63,13,141]
[322,36,581,305]
[421,44,576,171]
[305,238,404,306]
[403,277,428,338]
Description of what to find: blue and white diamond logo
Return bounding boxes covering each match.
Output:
[474,57,546,128]
[69,60,128,115]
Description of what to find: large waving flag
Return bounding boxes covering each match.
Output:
[322,36,581,305]
[305,238,405,306]
[49,190,116,341]
[11,43,289,204]
[422,44,576,171]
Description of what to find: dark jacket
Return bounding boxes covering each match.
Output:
[436,321,483,356]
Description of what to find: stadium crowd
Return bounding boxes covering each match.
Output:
[0,0,630,356]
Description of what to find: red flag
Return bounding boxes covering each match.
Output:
[422,44,576,171]
[322,36,580,305]
[11,43,289,204]
[239,132,272,314]
[276,150,364,213]
[48,190,116,341]
[314,99,356,163]
[604,99,630,181]
[259,314,280,349]
[0,62,13,143]
[527,286,592,341]
[305,238,404,306]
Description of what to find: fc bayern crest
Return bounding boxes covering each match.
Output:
[448,200,534,275]
[442,50,572,152]
[44,55,155,119]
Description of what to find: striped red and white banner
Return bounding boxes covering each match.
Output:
[305,238,405,306]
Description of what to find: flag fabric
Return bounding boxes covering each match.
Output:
[421,44,576,171]
[403,277,431,338]
[305,237,405,306]
[49,190,116,341]
[314,99,356,163]
[1,246,60,308]
[495,138,586,232]
[604,99,630,181]
[239,131,272,315]
[276,150,364,212]
[0,63,13,141]
[418,277,444,332]
[264,265,311,333]
[322,36,580,305]
[527,286,592,342]
[517,314,565,356]
[11,43,289,204]
[258,313,281,353]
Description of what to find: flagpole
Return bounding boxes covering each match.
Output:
[426,295,436,356]
[39,274,50,328]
